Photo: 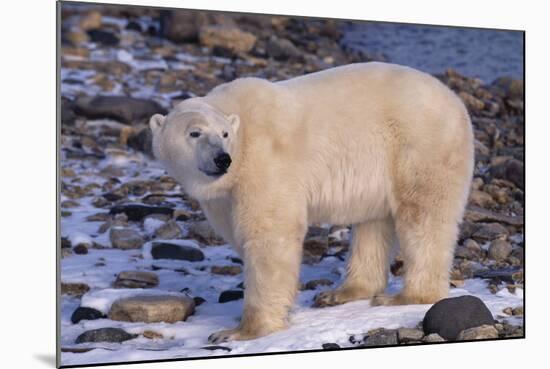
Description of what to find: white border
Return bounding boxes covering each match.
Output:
[2,0,547,368]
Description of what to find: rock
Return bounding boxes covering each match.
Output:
[304,278,333,290]
[187,220,224,244]
[473,267,520,283]
[109,295,195,323]
[199,25,257,53]
[422,333,445,343]
[397,328,424,343]
[127,127,153,155]
[265,36,302,61]
[61,97,76,126]
[492,77,524,99]
[201,345,232,352]
[61,282,90,296]
[464,206,523,227]
[73,244,89,255]
[472,223,509,242]
[303,234,329,264]
[512,306,523,316]
[75,327,137,344]
[469,190,496,208]
[65,31,89,45]
[151,241,205,261]
[74,95,167,124]
[154,220,183,240]
[457,325,499,340]
[110,203,174,221]
[79,10,102,31]
[423,295,494,340]
[363,328,398,346]
[110,227,144,249]
[211,265,242,276]
[322,343,340,350]
[488,239,513,261]
[86,29,120,46]
[113,271,159,289]
[490,159,524,190]
[160,10,204,42]
[142,330,163,339]
[193,296,206,306]
[458,91,485,112]
[71,307,106,324]
[218,290,244,303]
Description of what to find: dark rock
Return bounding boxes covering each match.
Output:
[218,290,244,303]
[201,345,232,352]
[151,241,205,262]
[71,307,106,324]
[473,267,520,283]
[113,271,159,289]
[304,278,333,290]
[322,343,340,350]
[86,29,120,46]
[61,97,77,126]
[125,21,142,32]
[490,159,524,189]
[75,327,137,344]
[423,295,494,340]
[73,244,88,255]
[193,296,206,306]
[127,127,153,155]
[363,328,398,346]
[110,203,174,221]
[74,95,167,124]
[160,10,203,43]
[61,237,71,248]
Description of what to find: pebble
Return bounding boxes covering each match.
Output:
[142,330,164,340]
[110,227,144,249]
[75,327,137,344]
[472,223,509,242]
[110,203,175,221]
[363,328,398,346]
[423,295,495,340]
[109,295,195,323]
[154,220,183,240]
[211,265,242,276]
[199,25,257,53]
[322,343,340,350]
[422,333,446,343]
[113,271,159,288]
[397,328,424,343]
[61,282,90,296]
[73,244,89,255]
[457,325,499,340]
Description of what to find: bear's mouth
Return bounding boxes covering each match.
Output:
[199,168,227,178]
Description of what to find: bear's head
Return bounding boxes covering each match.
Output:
[149,101,241,200]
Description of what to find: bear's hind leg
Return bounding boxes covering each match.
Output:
[371,206,457,306]
[313,218,394,307]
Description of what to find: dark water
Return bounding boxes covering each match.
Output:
[341,22,524,83]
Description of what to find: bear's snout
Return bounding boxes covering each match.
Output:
[214,152,232,171]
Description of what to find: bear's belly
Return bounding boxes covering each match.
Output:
[305,174,390,225]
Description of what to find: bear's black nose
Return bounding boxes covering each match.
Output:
[214,152,232,171]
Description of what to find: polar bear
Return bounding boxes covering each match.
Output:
[149,62,474,343]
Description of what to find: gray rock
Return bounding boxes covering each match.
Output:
[457,325,499,340]
[490,159,524,189]
[266,36,302,61]
[423,333,446,343]
[397,328,424,343]
[154,220,183,240]
[113,271,159,289]
[109,295,195,323]
[363,328,398,346]
[110,227,144,249]
[423,295,494,340]
[464,205,524,226]
[75,327,137,344]
[74,95,167,124]
[151,241,205,261]
[488,239,513,261]
[472,223,509,242]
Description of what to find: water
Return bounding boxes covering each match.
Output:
[341,22,524,84]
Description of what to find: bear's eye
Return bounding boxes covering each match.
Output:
[222,132,228,138]
[189,131,201,138]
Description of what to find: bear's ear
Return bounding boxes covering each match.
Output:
[227,114,240,133]
[149,114,166,134]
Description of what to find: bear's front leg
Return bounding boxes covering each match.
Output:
[208,233,304,344]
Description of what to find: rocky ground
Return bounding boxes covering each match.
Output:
[59,4,524,366]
